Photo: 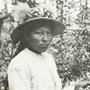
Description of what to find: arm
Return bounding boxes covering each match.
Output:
[74,80,90,90]
[62,80,90,90]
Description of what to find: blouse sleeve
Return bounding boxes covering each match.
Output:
[8,67,32,90]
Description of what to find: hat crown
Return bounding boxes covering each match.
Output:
[12,2,58,23]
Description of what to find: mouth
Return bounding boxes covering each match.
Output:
[40,44,49,48]
[38,44,49,52]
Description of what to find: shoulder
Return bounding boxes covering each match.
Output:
[43,51,54,59]
[42,52,55,63]
[8,49,32,71]
[43,52,57,70]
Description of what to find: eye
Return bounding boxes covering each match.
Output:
[47,31,52,35]
[35,31,43,36]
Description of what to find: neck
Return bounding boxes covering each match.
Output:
[27,47,42,54]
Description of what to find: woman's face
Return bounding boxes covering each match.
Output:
[25,26,53,53]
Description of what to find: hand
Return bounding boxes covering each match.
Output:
[74,80,90,90]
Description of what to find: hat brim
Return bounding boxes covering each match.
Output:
[11,17,65,44]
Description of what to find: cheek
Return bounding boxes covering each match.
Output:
[48,36,53,42]
[27,34,53,47]
[32,35,40,44]
[28,35,40,47]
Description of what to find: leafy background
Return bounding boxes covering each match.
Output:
[0,0,90,90]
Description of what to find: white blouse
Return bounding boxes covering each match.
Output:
[8,48,62,90]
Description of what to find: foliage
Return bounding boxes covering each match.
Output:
[48,8,90,87]
[48,27,90,87]
[1,0,90,90]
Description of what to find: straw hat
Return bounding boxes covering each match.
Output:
[11,2,65,44]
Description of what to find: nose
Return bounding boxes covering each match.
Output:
[42,33,48,42]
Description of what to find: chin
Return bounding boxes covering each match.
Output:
[37,47,48,53]
[40,49,47,53]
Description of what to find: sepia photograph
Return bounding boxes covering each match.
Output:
[0,0,90,90]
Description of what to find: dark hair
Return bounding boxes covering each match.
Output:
[14,20,54,55]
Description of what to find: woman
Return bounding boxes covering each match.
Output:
[8,18,65,90]
[8,18,90,90]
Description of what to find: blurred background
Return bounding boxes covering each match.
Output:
[1,0,90,90]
